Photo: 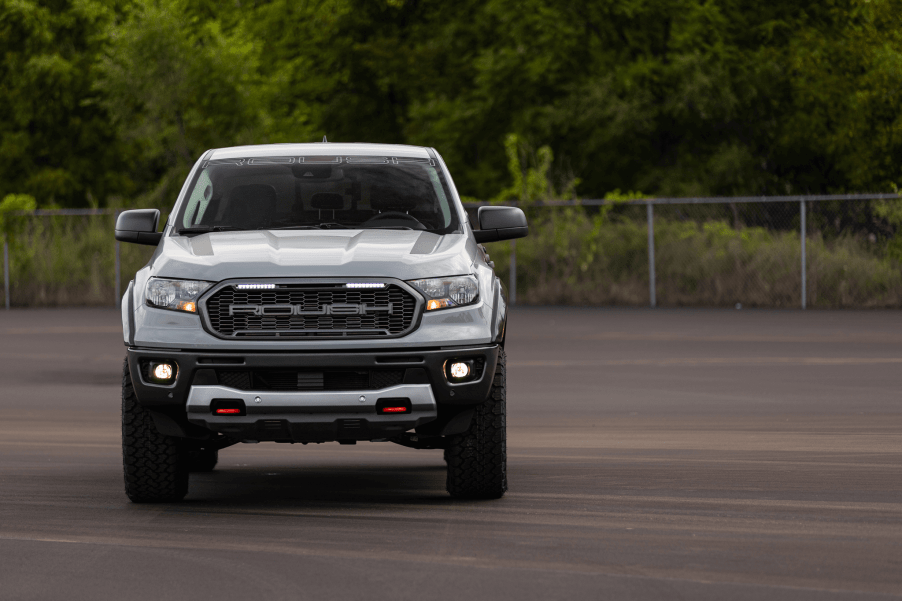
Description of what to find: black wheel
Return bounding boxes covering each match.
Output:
[444,347,508,499]
[121,358,189,502]
[188,446,218,472]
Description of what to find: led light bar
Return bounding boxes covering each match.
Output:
[344,283,386,288]
[235,284,276,290]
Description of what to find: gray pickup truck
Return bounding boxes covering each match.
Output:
[116,142,527,503]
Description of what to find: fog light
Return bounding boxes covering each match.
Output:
[153,364,173,380]
[449,362,470,379]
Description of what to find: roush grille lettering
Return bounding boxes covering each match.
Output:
[229,303,393,316]
[203,282,418,339]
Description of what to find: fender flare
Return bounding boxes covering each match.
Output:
[491,276,507,346]
[122,280,136,347]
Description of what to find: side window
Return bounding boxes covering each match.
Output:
[182,170,213,227]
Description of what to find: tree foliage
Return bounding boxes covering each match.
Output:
[0,193,37,241]
[1,0,900,208]
[0,0,125,206]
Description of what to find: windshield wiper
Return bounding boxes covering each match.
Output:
[248,223,419,233]
[316,222,352,229]
[178,226,246,236]
[270,223,414,231]
[265,225,320,231]
[265,223,352,231]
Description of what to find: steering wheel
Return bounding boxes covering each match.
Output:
[361,211,426,229]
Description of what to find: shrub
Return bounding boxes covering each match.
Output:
[486,209,902,308]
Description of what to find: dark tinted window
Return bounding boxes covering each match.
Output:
[176,156,460,234]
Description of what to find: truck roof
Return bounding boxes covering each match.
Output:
[208,142,432,160]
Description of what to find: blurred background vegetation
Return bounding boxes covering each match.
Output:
[1,0,902,306]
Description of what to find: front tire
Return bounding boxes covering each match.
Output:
[121,359,189,502]
[444,348,508,499]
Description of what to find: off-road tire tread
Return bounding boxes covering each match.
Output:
[444,347,507,499]
[122,358,189,502]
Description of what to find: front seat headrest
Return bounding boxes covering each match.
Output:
[369,185,419,212]
[310,192,345,210]
[224,184,277,227]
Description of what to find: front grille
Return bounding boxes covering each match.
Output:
[203,282,418,339]
[216,369,405,391]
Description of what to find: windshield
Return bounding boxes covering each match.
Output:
[175,155,460,235]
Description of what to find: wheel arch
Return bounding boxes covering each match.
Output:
[491,276,507,346]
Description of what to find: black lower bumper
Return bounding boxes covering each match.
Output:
[126,345,499,409]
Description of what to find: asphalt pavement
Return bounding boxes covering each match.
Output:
[0,306,899,600]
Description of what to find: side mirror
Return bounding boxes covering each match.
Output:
[473,206,528,243]
[115,209,163,246]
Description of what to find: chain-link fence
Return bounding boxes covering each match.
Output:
[463,193,902,309]
[3,195,901,309]
[1,209,156,309]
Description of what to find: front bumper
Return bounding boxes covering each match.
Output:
[186,384,436,442]
[126,345,499,409]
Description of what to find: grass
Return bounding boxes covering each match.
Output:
[2,211,901,308]
[486,208,902,308]
[2,215,155,306]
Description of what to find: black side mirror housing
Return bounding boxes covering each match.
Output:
[115,209,163,246]
[473,206,528,243]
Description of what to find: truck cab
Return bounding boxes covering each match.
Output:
[117,143,527,502]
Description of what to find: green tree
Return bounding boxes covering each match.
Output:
[6,0,902,211]
[0,0,126,207]
[0,194,37,243]
[95,0,278,207]
[779,0,902,193]
[298,0,901,199]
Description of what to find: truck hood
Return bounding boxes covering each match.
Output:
[149,229,476,282]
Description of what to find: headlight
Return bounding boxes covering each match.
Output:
[407,275,479,310]
[145,278,212,313]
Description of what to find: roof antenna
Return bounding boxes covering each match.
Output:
[322,135,328,143]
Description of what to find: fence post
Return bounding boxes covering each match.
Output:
[647,202,656,308]
[509,239,517,305]
[115,210,121,308]
[800,200,807,309]
[3,236,9,310]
